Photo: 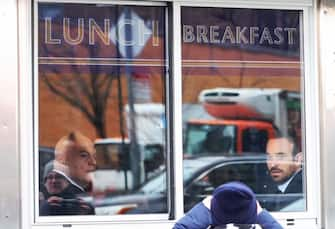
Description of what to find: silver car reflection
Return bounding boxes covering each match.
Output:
[93,154,304,215]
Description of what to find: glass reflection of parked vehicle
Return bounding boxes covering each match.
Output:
[93,154,304,215]
[94,138,165,193]
[279,197,305,212]
[95,138,164,173]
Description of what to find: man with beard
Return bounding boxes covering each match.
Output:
[266,136,303,194]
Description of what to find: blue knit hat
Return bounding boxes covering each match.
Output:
[210,182,257,225]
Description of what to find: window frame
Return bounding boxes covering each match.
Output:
[18,0,320,228]
[33,0,172,224]
[175,1,320,227]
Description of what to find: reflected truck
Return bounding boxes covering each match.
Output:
[184,119,276,155]
[93,138,165,194]
[183,88,301,156]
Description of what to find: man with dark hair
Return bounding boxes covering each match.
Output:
[266,136,303,193]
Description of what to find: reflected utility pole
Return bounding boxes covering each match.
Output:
[115,6,128,191]
[124,8,141,189]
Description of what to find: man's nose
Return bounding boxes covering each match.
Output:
[268,159,278,168]
[88,155,97,169]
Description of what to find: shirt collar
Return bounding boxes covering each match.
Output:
[53,169,85,192]
[277,169,301,192]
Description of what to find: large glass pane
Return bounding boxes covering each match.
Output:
[182,7,305,212]
[37,2,168,216]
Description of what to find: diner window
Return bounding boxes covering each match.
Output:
[30,1,318,226]
[36,2,169,217]
[181,7,305,212]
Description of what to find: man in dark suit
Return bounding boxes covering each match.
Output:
[266,136,303,194]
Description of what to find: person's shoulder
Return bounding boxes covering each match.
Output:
[285,170,303,193]
[65,183,85,194]
[173,198,212,229]
[257,210,284,229]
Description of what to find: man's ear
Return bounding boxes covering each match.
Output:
[294,152,303,165]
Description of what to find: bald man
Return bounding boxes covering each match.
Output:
[39,132,97,216]
[54,131,97,193]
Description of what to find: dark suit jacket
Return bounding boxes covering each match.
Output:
[261,169,303,194]
[260,169,303,211]
[283,169,303,193]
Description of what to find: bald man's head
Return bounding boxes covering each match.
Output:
[55,131,96,188]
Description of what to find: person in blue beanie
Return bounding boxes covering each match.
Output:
[173,182,283,229]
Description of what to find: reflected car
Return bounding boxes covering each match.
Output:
[93,154,304,215]
[279,196,306,212]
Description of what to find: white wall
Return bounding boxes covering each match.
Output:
[2,0,335,228]
[319,0,335,228]
[0,1,20,229]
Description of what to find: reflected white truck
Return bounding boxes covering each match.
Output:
[198,87,301,137]
[124,103,165,146]
[93,103,165,194]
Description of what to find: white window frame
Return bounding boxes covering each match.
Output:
[174,1,320,228]
[19,0,320,228]
[34,0,172,224]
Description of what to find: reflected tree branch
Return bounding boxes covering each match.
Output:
[40,38,116,138]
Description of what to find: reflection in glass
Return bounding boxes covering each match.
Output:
[181,7,305,212]
[184,124,237,155]
[38,3,168,216]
